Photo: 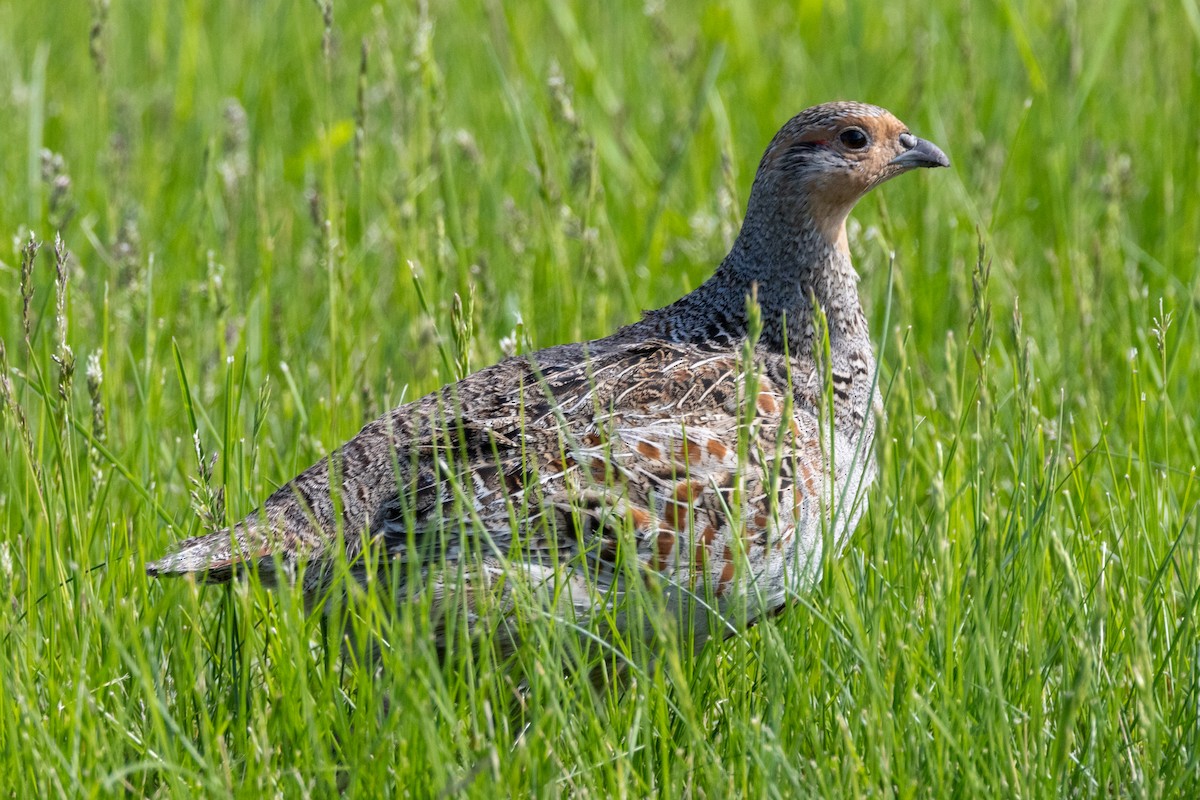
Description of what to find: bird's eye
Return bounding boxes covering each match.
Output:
[839,128,869,150]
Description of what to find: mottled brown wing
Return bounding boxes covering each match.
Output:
[356,339,830,613]
[147,336,846,635]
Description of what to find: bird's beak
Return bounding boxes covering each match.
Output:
[890,135,950,170]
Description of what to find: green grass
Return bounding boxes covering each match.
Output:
[2,0,1199,795]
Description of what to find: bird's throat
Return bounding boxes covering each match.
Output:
[721,214,867,355]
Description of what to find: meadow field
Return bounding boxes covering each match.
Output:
[1,0,1198,796]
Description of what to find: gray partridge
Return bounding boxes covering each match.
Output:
[148,101,948,650]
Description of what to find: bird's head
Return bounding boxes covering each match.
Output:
[749,101,949,251]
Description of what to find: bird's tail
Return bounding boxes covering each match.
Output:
[145,520,277,584]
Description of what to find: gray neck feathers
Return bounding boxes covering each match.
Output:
[633,182,869,357]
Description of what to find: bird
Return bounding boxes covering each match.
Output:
[147,101,948,654]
